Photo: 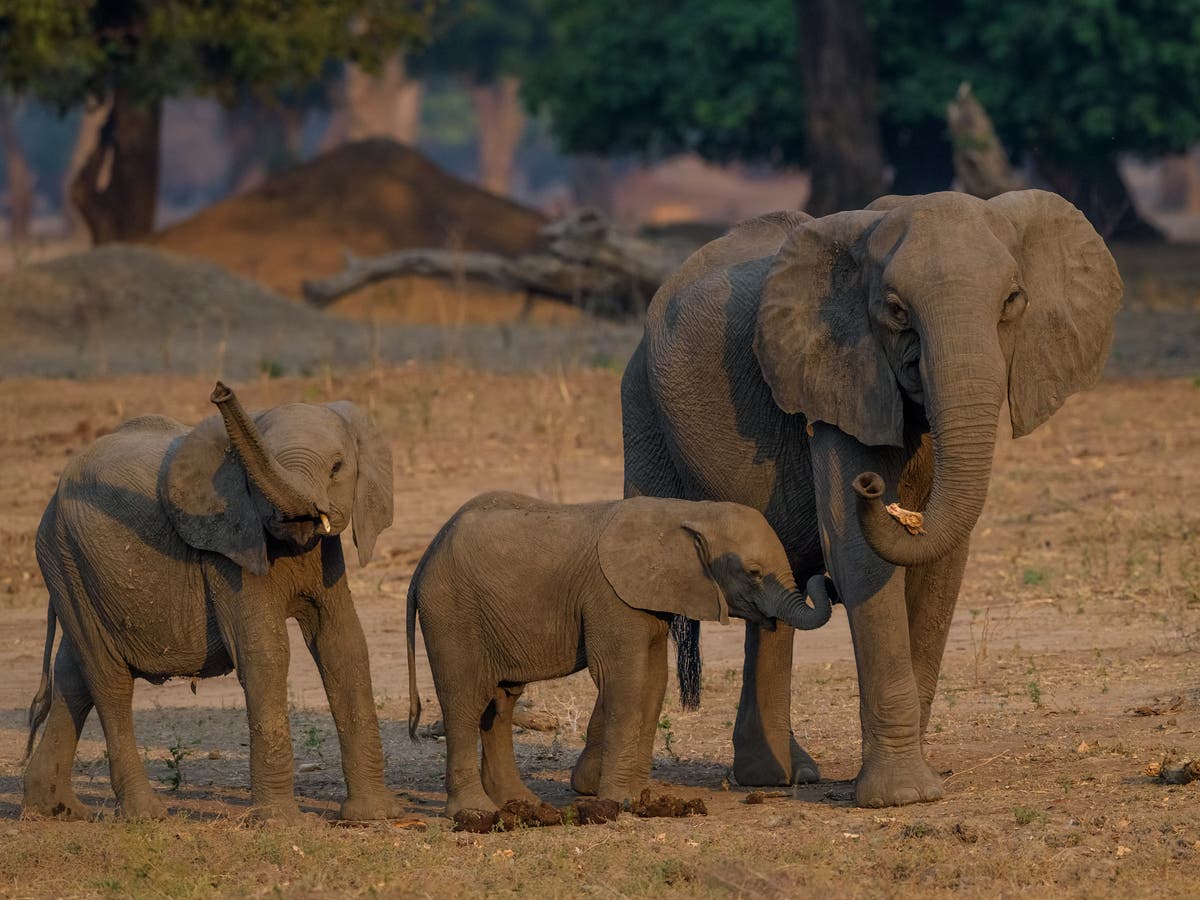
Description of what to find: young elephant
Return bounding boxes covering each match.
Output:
[24,382,401,822]
[406,492,832,816]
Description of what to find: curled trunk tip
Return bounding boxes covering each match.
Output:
[853,472,884,500]
[210,381,232,405]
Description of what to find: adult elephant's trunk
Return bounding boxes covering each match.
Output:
[210,381,321,520]
[853,352,1004,568]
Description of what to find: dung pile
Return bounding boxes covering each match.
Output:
[148,139,548,302]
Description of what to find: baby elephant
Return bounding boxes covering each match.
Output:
[24,382,400,822]
[406,492,832,816]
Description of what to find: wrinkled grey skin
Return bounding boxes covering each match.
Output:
[615,191,1122,807]
[23,383,399,822]
[406,492,831,817]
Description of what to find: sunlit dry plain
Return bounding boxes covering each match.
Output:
[0,357,1197,897]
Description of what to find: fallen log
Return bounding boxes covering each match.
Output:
[301,207,678,317]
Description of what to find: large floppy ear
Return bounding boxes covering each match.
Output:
[327,401,394,566]
[754,209,902,447]
[161,415,269,575]
[598,498,729,624]
[987,190,1124,438]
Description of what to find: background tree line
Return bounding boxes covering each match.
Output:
[2,0,1199,243]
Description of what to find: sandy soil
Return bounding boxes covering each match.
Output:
[0,362,1197,898]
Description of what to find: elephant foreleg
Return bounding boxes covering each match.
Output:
[904,541,969,737]
[811,424,941,808]
[230,616,301,821]
[732,623,819,786]
[23,639,94,820]
[480,685,538,806]
[296,590,401,822]
[633,628,669,788]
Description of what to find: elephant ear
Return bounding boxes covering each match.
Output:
[327,401,394,566]
[161,415,269,576]
[988,190,1124,438]
[754,209,903,447]
[598,499,729,624]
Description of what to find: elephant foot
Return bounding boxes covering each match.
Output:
[733,733,821,786]
[789,738,821,784]
[483,778,539,809]
[22,785,93,821]
[247,799,312,824]
[854,753,943,808]
[446,787,498,820]
[570,745,601,796]
[118,789,169,821]
[338,791,406,822]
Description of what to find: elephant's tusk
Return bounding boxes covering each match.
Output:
[320,513,331,534]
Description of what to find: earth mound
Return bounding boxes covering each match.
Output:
[0,245,638,378]
[148,139,548,302]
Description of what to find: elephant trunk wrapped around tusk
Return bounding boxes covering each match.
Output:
[210,381,320,520]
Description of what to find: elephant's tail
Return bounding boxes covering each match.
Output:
[671,615,702,711]
[406,577,422,741]
[23,604,56,764]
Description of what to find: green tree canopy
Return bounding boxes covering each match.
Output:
[0,0,433,240]
[523,0,805,166]
[523,0,1200,232]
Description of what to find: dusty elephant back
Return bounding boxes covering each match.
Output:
[38,416,217,676]
[635,211,823,567]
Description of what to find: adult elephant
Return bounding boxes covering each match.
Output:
[615,191,1122,807]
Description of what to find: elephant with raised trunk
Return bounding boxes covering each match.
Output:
[615,190,1122,807]
[406,492,832,817]
[23,382,400,822]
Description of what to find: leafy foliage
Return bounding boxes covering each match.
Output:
[0,0,433,109]
[413,0,549,82]
[523,0,1200,169]
[523,0,805,165]
[872,0,1200,164]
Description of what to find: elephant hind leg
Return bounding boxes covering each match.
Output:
[23,638,94,820]
[480,685,538,807]
[86,658,166,820]
[442,680,500,818]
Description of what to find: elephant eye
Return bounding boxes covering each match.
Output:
[330,459,344,477]
[884,292,909,330]
[1001,289,1026,321]
[747,565,763,581]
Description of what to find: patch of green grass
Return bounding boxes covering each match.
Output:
[1023,567,1048,586]
[1014,806,1047,826]
[258,356,284,378]
[1027,680,1043,709]
[658,715,677,758]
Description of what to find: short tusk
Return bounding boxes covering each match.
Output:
[320,514,331,534]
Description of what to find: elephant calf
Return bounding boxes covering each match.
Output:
[23,382,401,822]
[406,491,832,817]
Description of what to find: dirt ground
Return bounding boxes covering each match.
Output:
[0,356,1197,897]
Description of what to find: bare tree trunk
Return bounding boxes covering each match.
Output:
[0,93,35,244]
[332,54,423,146]
[1157,149,1200,214]
[62,98,112,239]
[946,83,1026,199]
[71,85,161,242]
[796,0,887,215]
[469,76,525,196]
[1037,155,1164,242]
